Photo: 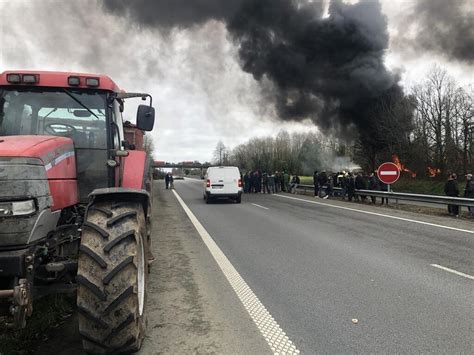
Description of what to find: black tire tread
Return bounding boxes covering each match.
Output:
[77,201,147,353]
[83,221,109,239]
[105,314,135,343]
[77,305,109,329]
[106,211,137,227]
[103,230,135,253]
[80,244,107,269]
[79,331,110,350]
[103,286,134,316]
[76,275,107,301]
[88,206,113,217]
[103,256,134,285]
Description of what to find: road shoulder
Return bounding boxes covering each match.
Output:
[140,184,271,354]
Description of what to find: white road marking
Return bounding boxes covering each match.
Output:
[172,189,300,355]
[430,264,474,280]
[252,203,269,210]
[274,194,474,235]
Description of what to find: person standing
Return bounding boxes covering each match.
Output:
[262,172,270,194]
[280,172,286,192]
[340,172,348,200]
[444,173,460,217]
[165,172,170,189]
[368,171,379,204]
[274,171,280,193]
[169,174,174,189]
[355,172,367,202]
[464,173,474,217]
[269,173,276,194]
[347,172,356,202]
[283,171,290,192]
[313,170,319,197]
[243,172,250,193]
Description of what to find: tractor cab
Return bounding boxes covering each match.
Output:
[0,71,154,200]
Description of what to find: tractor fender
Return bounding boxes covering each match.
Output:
[88,188,150,218]
[122,150,148,190]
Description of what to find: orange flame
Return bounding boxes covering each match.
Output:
[427,166,441,178]
[392,154,417,178]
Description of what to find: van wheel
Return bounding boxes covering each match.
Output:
[236,195,242,204]
[206,196,211,204]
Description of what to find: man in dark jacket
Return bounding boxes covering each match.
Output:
[165,172,170,189]
[347,173,356,201]
[243,172,250,193]
[355,172,367,202]
[444,173,460,217]
[463,173,473,217]
[262,172,270,194]
[313,170,319,197]
[368,172,379,204]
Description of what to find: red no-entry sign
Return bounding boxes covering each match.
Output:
[377,162,400,185]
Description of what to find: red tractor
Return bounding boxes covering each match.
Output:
[0,71,155,353]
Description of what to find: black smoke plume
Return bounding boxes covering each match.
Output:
[104,0,403,141]
[401,0,474,63]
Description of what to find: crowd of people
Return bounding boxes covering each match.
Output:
[243,171,301,194]
[312,170,389,204]
[242,169,390,203]
[242,169,473,218]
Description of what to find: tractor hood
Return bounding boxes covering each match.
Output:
[0,135,77,247]
[0,135,74,163]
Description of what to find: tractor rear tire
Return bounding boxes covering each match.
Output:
[77,201,148,354]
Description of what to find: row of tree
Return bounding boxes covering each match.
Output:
[354,66,473,177]
[214,131,353,176]
[215,66,473,178]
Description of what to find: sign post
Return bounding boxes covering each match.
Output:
[377,162,400,190]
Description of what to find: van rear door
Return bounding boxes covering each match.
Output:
[210,168,239,194]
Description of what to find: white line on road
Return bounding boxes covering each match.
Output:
[430,264,474,280]
[252,203,269,210]
[274,194,474,235]
[172,189,300,354]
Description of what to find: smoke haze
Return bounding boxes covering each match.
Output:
[104,0,402,140]
[390,0,473,64]
[0,0,470,161]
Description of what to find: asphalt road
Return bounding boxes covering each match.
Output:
[174,178,474,354]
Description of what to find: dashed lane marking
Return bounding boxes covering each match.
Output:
[430,264,474,280]
[172,189,300,355]
[252,203,270,210]
[274,194,474,235]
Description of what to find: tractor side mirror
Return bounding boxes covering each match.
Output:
[136,105,155,131]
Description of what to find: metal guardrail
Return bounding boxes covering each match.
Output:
[295,184,474,207]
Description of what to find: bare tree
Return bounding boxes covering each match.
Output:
[411,66,473,175]
[143,134,155,159]
[213,140,227,165]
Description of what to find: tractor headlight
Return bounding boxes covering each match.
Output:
[0,200,36,216]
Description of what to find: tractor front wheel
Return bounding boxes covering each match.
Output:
[77,201,148,353]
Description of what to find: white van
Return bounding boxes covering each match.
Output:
[204,166,243,204]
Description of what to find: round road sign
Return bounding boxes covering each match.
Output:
[377,162,400,185]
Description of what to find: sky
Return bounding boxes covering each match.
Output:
[0,0,472,163]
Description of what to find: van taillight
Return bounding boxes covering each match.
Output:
[238,179,242,187]
[206,179,211,187]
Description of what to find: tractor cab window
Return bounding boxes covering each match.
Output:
[0,88,107,149]
[0,88,111,201]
